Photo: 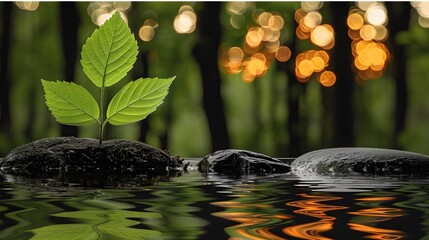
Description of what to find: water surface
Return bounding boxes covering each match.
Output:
[1,160,429,240]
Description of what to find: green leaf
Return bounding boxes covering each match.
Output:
[106,77,175,125]
[81,11,138,88]
[41,80,100,126]
[30,224,99,240]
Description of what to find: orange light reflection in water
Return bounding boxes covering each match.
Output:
[283,193,348,239]
[212,201,292,240]
[347,196,405,239]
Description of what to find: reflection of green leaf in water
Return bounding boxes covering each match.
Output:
[30,210,162,240]
[30,224,99,240]
[99,225,160,239]
[53,210,160,221]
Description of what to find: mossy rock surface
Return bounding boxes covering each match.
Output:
[0,137,181,179]
[291,148,429,177]
[198,149,291,175]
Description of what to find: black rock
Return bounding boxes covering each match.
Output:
[0,137,182,186]
[198,149,291,175]
[291,148,429,177]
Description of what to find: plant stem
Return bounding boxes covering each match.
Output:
[99,85,105,146]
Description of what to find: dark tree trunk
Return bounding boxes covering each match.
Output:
[279,19,306,157]
[329,2,355,147]
[59,2,80,137]
[0,2,13,132]
[386,2,411,150]
[193,2,230,151]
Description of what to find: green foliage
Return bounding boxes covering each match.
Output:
[107,77,176,125]
[81,11,138,88]
[41,11,174,144]
[41,80,100,126]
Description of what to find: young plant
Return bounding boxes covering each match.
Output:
[41,11,174,145]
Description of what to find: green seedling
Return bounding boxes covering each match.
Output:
[41,11,175,145]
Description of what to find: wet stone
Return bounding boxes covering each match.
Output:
[198,149,291,175]
[291,148,429,177]
[0,137,182,180]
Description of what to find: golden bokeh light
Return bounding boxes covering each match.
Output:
[356,1,377,11]
[264,40,280,53]
[318,70,336,87]
[178,5,194,14]
[113,1,131,11]
[373,25,388,41]
[276,46,291,62]
[242,68,256,83]
[230,14,246,29]
[226,2,249,15]
[412,2,429,28]
[295,8,308,23]
[360,24,376,41]
[311,25,335,49]
[139,25,155,42]
[298,59,314,77]
[295,50,332,86]
[15,1,39,11]
[87,3,129,26]
[301,1,323,12]
[348,4,391,81]
[269,15,284,31]
[222,10,291,83]
[174,5,197,34]
[258,12,273,28]
[311,57,325,72]
[245,27,264,47]
[365,3,388,26]
[96,12,115,26]
[415,1,429,18]
[352,40,389,80]
[315,50,329,63]
[303,11,323,29]
[227,47,244,63]
[419,16,429,28]
[144,19,159,29]
[347,13,364,30]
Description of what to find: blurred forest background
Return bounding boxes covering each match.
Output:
[1,1,429,157]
